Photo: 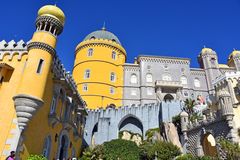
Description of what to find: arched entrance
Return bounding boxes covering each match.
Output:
[91,123,98,146]
[164,94,174,102]
[58,134,69,159]
[118,115,143,144]
[202,133,217,157]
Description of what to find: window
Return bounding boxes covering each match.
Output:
[131,90,137,96]
[162,74,172,81]
[87,48,93,57]
[84,69,90,79]
[110,87,114,94]
[184,92,189,97]
[42,136,51,159]
[146,73,153,83]
[50,96,57,114]
[194,78,201,88]
[130,74,137,84]
[0,76,4,83]
[36,59,44,74]
[83,84,88,91]
[112,51,116,60]
[180,76,188,85]
[147,88,153,95]
[110,72,116,82]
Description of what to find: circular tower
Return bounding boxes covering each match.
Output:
[73,27,126,109]
[14,5,65,130]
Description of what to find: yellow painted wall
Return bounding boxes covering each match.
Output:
[73,39,126,109]
[0,53,27,160]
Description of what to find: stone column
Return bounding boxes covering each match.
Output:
[156,87,163,102]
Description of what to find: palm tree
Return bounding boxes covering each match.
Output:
[183,98,196,116]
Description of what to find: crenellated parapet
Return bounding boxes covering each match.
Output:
[137,55,190,65]
[0,40,29,61]
[123,63,140,72]
[190,68,205,76]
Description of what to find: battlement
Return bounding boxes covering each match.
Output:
[213,71,240,87]
[0,40,29,60]
[53,55,86,106]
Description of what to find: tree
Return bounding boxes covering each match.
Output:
[140,140,181,160]
[183,98,196,116]
[219,138,240,160]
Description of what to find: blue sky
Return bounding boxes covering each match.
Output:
[1,0,240,71]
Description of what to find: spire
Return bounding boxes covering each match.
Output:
[102,22,106,31]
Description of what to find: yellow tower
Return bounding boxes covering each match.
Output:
[73,27,126,109]
[13,5,65,131]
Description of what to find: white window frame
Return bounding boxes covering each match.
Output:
[194,78,201,88]
[83,84,88,91]
[180,76,188,85]
[84,69,90,79]
[110,72,116,82]
[87,48,93,57]
[112,51,117,60]
[146,73,153,83]
[130,74,137,84]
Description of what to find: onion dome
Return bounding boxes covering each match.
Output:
[84,27,121,45]
[38,5,65,25]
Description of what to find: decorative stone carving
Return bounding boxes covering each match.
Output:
[13,94,43,131]
[27,42,56,56]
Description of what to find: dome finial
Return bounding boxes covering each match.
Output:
[102,22,106,31]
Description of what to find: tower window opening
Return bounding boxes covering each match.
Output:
[130,74,137,84]
[50,96,57,114]
[146,73,153,83]
[84,69,90,79]
[90,36,95,40]
[83,84,88,91]
[112,39,116,42]
[50,26,55,34]
[45,24,50,32]
[194,78,201,88]
[37,59,44,74]
[112,51,116,60]
[110,72,116,82]
[87,48,93,57]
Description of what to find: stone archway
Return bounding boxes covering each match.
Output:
[118,115,143,145]
[91,123,98,146]
[202,133,217,157]
[164,94,174,102]
[57,130,69,159]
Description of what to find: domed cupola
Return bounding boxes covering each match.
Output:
[83,27,122,45]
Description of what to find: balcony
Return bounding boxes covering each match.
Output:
[155,80,183,88]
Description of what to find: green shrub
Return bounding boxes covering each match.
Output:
[176,154,213,160]
[140,140,181,160]
[27,155,47,160]
[103,139,141,160]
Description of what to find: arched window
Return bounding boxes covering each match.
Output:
[83,84,88,91]
[87,48,93,57]
[42,136,51,159]
[110,72,116,82]
[162,74,172,81]
[50,96,57,114]
[180,76,188,85]
[130,74,137,84]
[112,51,116,60]
[194,78,201,88]
[146,73,153,83]
[84,69,90,79]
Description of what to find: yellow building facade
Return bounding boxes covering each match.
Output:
[73,28,126,109]
[0,5,87,160]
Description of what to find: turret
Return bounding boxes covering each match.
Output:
[73,27,126,109]
[13,5,65,131]
[227,50,240,71]
[198,48,221,94]
[180,111,189,140]
[218,90,237,142]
